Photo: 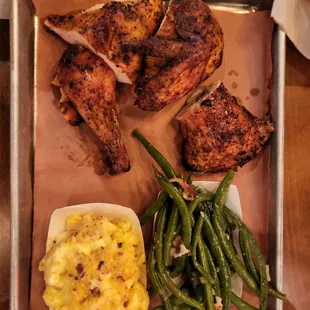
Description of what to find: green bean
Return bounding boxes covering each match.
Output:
[213,180,258,292]
[213,170,235,212]
[170,228,187,278]
[248,234,268,309]
[157,301,192,310]
[155,205,204,309]
[155,206,168,265]
[197,237,215,310]
[170,256,186,278]
[188,192,214,215]
[268,287,286,300]
[200,240,221,296]
[231,292,259,310]
[157,256,204,308]
[132,129,176,179]
[227,225,238,255]
[185,258,201,289]
[201,211,231,310]
[212,172,234,233]
[192,216,214,284]
[140,191,169,225]
[239,230,260,283]
[223,206,286,300]
[168,188,187,277]
[163,205,179,266]
[202,284,214,310]
[169,289,190,306]
[223,205,245,228]
[168,295,179,307]
[147,247,163,294]
[195,201,212,218]
[147,247,172,310]
[178,305,193,310]
[155,175,192,248]
[186,172,193,185]
[212,211,259,293]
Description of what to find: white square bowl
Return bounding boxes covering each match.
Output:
[45,203,147,288]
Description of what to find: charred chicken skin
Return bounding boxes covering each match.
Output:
[128,0,224,111]
[56,45,130,174]
[45,0,163,84]
[178,82,275,173]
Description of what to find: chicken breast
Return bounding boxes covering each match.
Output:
[177,82,275,173]
[45,0,163,84]
[56,45,130,174]
[129,0,223,111]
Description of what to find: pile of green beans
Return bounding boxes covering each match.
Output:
[133,130,285,310]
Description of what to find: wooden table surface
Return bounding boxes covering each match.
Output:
[0,23,310,309]
[283,40,310,310]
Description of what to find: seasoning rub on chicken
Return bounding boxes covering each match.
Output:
[55,45,130,174]
[177,82,275,173]
[45,0,163,84]
[128,0,224,111]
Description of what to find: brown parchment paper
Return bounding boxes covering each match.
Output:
[30,1,274,308]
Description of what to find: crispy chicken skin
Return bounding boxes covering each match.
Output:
[45,0,163,84]
[178,83,275,173]
[56,45,130,174]
[129,0,223,111]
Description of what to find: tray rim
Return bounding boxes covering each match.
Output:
[10,2,286,309]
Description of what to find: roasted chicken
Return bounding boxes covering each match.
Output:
[57,100,83,126]
[56,45,130,174]
[51,77,83,126]
[129,0,224,111]
[177,82,275,173]
[45,0,163,84]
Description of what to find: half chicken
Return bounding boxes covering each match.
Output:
[45,0,163,84]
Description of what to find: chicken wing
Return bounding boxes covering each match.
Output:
[177,82,275,173]
[45,0,163,84]
[132,39,211,111]
[56,45,130,174]
[131,0,224,111]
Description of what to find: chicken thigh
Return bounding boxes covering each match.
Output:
[177,82,275,173]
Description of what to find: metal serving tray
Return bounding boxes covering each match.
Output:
[10,0,286,309]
